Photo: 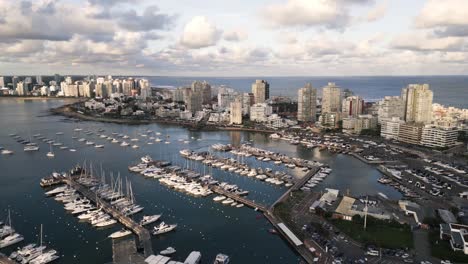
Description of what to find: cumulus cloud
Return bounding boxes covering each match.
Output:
[391,32,465,52]
[180,16,222,49]
[415,0,468,37]
[117,5,176,31]
[365,1,387,22]
[262,0,376,31]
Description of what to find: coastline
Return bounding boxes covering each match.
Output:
[50,103,277,134]
[0,96,84,101]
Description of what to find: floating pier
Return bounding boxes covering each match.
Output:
[64,178,154,257]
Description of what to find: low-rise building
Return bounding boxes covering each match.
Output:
[250,103,272,122]
[421,125,459,148]
[440,223,468,255]
[380,117,405,140]
[398,123,424,145]
[319,112,342,128]
[334,196,391,221]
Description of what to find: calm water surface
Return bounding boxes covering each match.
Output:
[0,98,400,263]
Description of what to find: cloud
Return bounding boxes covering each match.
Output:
[263,0,352,30]
[365,1,387,22]
[415,0,468,37]
[223,29,248,42]
[391,32,465,52]
[117,5,176,32]
[180,16,222,49]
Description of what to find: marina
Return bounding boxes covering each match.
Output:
[0,99,411,263]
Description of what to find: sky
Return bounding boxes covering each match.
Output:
[0,0,467,76]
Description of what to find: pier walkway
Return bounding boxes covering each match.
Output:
[210,186,268,212]
[270,167,320,210]
[64,179,154,257]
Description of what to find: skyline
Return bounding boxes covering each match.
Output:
[1,0,468,76]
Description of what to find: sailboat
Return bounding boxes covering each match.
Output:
[46,143,55,158]
[0,210,24,249]
[28,224,59,264]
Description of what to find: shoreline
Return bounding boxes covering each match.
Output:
[50,104,277,134]
[0,96,84,101]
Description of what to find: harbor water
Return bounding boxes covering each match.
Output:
[0,98,400,263]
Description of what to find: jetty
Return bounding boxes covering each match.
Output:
[64,178,154,257]
[210,186,268,212]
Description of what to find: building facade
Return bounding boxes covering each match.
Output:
[342,96,364,118]
[192,81,212,105]
[377,96,405,123]
[230,98,243,125]
[398,123,424,145]
[250,103,272,122]
[321,82,342,113]
[297,83,317,122]
[401,84,433,124]
[252,80,270,104]
[380,117,405,140]
[421,125,459,148]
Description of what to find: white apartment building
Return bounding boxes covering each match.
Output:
[297,83,317,122]
[250,103,272,122]
[380,117,405,140]
[342,96,364,118]
[342,115,377,134]
[16,82,27,96]
[230,98,243,125]
[252,80,270,104]
[218,87,238,110]
[401,84,433,124]
[321,82,342,113]
[377,96,405,123]
[421,125,459,148]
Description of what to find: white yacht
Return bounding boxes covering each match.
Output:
[29,250,59,264]
[160,247,176,255]
[152,222,177,235]
[95,219,117,228]
[46,144,54,158]
[120,141,129,147]
[140,215,161,226]
[222,198,234,205]
[0,233,24,248]
[214,253,230,264]
[24,145,40,152]
[108,229,132,239]
[213,196,226,202]
[95,144,104,148]
[131,145,139,149]
[1,149,14,155]
[141,155,153,163]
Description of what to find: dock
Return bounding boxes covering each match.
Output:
[210,186,268,212]
[64,178,154,257]
[112,238,147,264]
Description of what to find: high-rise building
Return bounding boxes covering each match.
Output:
[82,82,95,98]
[122,78,135,96]
[401,84,433,124]
[217,86,238,110]
[297,83,317,122]
[230,98,243,125]
[342,96,364,118]
[113,80,123,93]
[36,75,43,85]
[242,93,254,116]
[192,81,212,105]
[16,82,27,96]
[321,82,342,113]
[377,96,405,123]
[0,76,4,88]
[251,80,270,104]
[186,89,203,114]
[139,79,151,99]
[65,76,73,85]
[421,125,459,148]
[12,76,19,91]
